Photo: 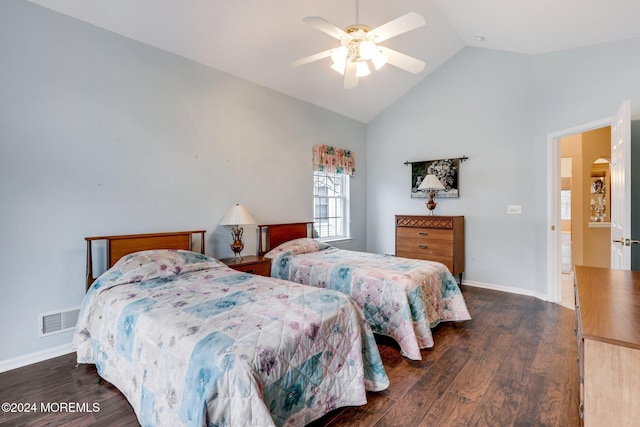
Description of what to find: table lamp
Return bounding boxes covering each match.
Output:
[418,174,445,215]
[219,204,256,262]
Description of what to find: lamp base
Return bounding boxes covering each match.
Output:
[230,226,245,262]
[426,192,438,215]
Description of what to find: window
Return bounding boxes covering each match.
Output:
[561,190,571,220]
[313,170,350,240]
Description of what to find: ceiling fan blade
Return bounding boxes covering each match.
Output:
[368,12,426,43]
[289,49,334,68]
[378,46,425,74]
[344,61,359,89]
[303,16,349,40]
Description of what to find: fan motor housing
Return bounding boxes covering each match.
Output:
[344,24,372,34]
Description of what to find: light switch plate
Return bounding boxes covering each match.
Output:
[507,205,522,214]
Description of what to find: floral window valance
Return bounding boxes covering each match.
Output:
[312,144,356,176]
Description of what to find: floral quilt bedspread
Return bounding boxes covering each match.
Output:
[74,250,388,427]
[266,239,471,360]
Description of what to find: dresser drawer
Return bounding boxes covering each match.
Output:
[233,262,271,276]
[397,250,454,271]
[396,227,453,241]
[221,256,272,277]
[396,236,453,257]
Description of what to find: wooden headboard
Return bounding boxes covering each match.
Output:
[258,222,313,256]
[84,230,206,290]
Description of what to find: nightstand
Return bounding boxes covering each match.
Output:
[220,255,271,277]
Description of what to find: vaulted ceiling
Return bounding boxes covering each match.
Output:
[27,0,640,123]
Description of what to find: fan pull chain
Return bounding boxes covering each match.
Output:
[355,0,359,25]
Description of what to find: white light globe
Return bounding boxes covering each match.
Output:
[372,50,388,70]
[331,61,346,75]
[355,61,370,77]
[331,46,348,63]
[359,41,376,60]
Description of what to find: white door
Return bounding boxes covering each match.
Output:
[610,100,631,269]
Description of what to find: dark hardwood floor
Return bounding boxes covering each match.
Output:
[0,286,580,426]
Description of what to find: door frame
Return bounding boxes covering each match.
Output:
[546,117,613,303]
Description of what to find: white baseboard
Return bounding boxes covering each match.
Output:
[0,342,74,373]
[462,279,548,301]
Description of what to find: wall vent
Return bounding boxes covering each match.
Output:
[39,307,80,337]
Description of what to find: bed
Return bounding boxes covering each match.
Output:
[74,231,389,427]
[259,223,471,361]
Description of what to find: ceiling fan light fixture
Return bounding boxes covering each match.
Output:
[358,40,376,60]
[372,49,388,70]
[355,61,371,77]
[331,46,348,64]
[331,61,346,75]
[291,5,426,89]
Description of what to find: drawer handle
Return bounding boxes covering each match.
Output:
[418,244,428,249]
[419,232,428,236]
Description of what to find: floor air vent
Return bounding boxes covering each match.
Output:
[39,307,80,336]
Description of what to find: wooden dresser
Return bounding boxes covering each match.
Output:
[395,215,464,279]
[574,266,640,426]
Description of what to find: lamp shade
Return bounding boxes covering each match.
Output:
[219,204,256,226]
[355,61,371,77]
[372,49,388,70]
[418,174,445,191]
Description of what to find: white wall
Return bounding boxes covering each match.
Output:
[531,38,640,294]
[0,0,366,364]
[367,38,640,296]
[367,48,536,292]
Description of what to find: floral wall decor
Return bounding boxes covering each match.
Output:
[313,144,356,176]
[409,157,464,198]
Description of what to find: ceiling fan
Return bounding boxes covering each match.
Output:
[289,0,426,89]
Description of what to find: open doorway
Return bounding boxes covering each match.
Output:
[547,122,611,306]
[558,127,611,309]
[548,101,631,306]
